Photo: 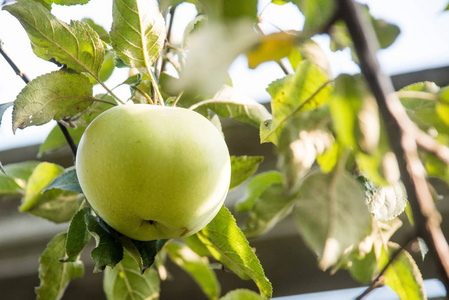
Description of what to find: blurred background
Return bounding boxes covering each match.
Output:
[1,0,449,299]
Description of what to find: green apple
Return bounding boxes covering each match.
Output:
[76,104,231,241]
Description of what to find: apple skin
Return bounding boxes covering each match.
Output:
[76,104,231,241]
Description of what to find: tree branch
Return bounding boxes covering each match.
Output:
[0,39,78,160]
[337,0,449,294]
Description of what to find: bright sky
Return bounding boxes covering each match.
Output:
[0,0,449,151]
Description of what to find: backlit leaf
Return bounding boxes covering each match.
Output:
[293,0,336,35]
[195,206,272,298]
[85,213,124,272]
[198,85,272,127]
[367,182,407,221]
[43,0,90,5]
[104,250,160,300]
[263,60,332,144]
[166,242,220,300]
[3,1,104,75]
[82,18,110,44]
[277,108,333,192]
[244,183,295,237]
[36,233,84,300]
[247,32,295,69]
[287,39,331,76]
[236,171,284,212]
[64,207,91,262]
[220,289,264,300]
[379,244,426,300]
[294,169,372,270]
[230,156,264,189]
[198,0,258,22]
[110,0,166,69]
[44,168,83,193]
[0,102,13,127]
[12,70,94,132]
[437,86,449,126]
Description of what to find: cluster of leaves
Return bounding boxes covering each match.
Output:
[1,0,448,299]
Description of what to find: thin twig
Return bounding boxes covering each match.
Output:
[160,5,177,77]
[0,39,78,159]
[337,0,449,294]
[355,236,416,300]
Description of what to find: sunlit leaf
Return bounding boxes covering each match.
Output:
[195,206,272,298]
[293,0,336,35]
[367,182,407,221]
[12,70,94,132]
[348,246,378,284]
[230,156,264,189]
[236,171,284,212]
[87,51,115,85]
[3,1,104,75]
[288,39,331,77]
[277,108,333,192]
[0,101,13,127]
[175,21,260,96]
[330,74,380,153]
[198,0,258,22]
[110,0,166,69]
[82,17,110,44]
[262,60,332,144]
[18,162,82,223]
[104,251,160,300]
[43,0,90,5]
[379,243,426,300]
[166,242,220,300]
[294,169,372,270]
[44,168,83,193]
[36,233,84,300]
[399,82,449,135]
[247,32,295,69]
[437,86,449,126]
[244,183,295,237]
[64,207,91,262]
[85,213,124,272]
[220,289,264,300]
[195,85,272,127]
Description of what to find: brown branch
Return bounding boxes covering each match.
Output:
[0,39,78,160]
[337,0,449,295]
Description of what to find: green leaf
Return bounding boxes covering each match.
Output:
[329,74,380,153]
[85,213,124,272]
[183,234,213,257]
[110,0,166,69]
[263,60,332,144]
[348,246,378,284]
[230,156,264,189]
[277,108,333,192]
[2,160,41,188]
[294,169,372,270]
[198,0,258,22]
[247,32,295,69]
[175,21,260,96]
[367,182,407,221]
[81,18,110,44]
[0,172,22,196]
[399,82,449,135]
[194,85,272,128]
[166,242,221,300]
[236,171,284,212]
[293,0,336,35]
[379,244,426,300]
[244,183,295,237]
[12,70,94,132]
[87,51,115,85]
[44,169,83,193]
[36,233,84,300]
[104,250,160,300]
[373,19,400,49]
[38,94,115,156]
[20,162,64,211]
[220,289,264,300]
[437,86,449,126]
[287,39,331,77]
[3,1,104,75]
[43,0,90,5]
[195,206,272,298]
[64,207,91,262]
[0,101,13,127]
[121,239,167,274]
